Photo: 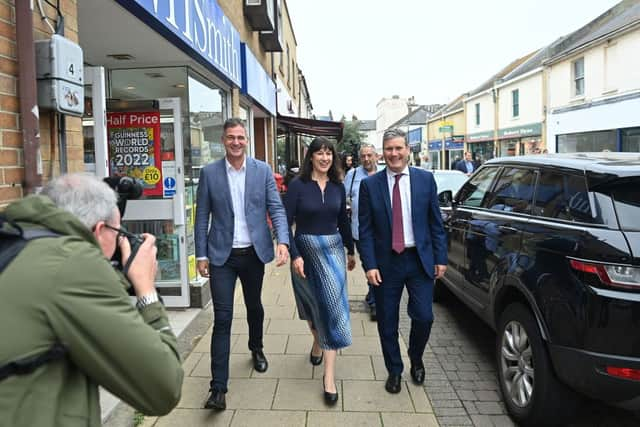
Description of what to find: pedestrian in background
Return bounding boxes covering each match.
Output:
[195,118,290,411]
[456,151,476,176]
[0,174,183,425]
[358,128,448,395]
[344,143,379,321]
[284,136,356,406]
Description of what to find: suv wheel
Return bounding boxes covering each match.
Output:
[497,303,581,426]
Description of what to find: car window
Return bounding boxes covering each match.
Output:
[607,178,640,231]
[484,167,535,214]
[456,167,500,207]
[533,171,594,223]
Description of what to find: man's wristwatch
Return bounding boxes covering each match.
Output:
[136,291,159,309]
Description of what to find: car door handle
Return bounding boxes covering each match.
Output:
[498,225,518,233]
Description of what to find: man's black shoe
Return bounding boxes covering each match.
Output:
[252,350,268,373]
[385,374,402,394]
[370,305,377,322]
[204,390,226,410]
[410,362,425,385]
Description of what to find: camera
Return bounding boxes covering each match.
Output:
[103,176,145,292]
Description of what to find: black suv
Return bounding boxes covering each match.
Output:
[437,152,640,426]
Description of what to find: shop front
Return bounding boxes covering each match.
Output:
[78,0,250,307]
[428,140,442,170]
[466,131,495,163]
[444,136,464,169]
[497,123,543,156]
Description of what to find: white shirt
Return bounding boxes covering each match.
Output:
[386,165,415,247]
[226,157,252,248]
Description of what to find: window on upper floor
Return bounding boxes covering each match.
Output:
[512,89,519,117]
[475,103,480,126]
[573,57,585,97]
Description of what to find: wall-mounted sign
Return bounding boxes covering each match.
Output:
[107,111,163,196]
[118,0,242,87]
[241,43,276,115]
[498,122,542,139]
[439,125,453,133]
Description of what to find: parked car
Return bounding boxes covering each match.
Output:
[432,169,468,196]
[436,152,640,426]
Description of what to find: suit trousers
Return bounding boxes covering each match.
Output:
[374,248,434,376]
[209,248,265,392]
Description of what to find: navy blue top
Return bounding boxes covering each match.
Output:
[284,177,355,259]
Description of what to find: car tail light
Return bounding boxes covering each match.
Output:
[606,366,640,381]
[569,259,640,290]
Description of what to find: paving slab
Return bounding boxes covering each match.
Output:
[230,410,306,427]
[231,333,288,354]
[342,380,414,412]
[306,411,381,427]
[381,412,439,427]
[311,355,374,380]
[225,378,278,410]
[155,409,233,427]
[190,353,253,378]
[252,354,313,379]
[273,379,342,411]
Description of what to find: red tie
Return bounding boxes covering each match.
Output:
[392,174,405,254]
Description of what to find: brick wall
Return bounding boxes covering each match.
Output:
[0,0,81,207]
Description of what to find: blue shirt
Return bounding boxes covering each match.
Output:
[344,166,372,240]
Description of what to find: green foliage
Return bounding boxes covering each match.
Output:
[339,119,365,156]
[133,412,145,427]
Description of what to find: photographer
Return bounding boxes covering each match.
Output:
[0,174,183,426]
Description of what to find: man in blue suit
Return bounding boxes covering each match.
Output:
[456,151,476,175]
[195,118,289,410]
[358,128,447,394]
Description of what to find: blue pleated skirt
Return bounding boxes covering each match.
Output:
[291,233,352,350]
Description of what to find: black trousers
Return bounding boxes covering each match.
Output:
[209,247,265,392]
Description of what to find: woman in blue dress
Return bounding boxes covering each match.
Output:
[284,137,356,405]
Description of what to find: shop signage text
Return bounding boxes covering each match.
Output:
[498,122,542,139]
[467,130,494,142]
[122,0,241,86]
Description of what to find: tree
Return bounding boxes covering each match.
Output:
[339,118,365,159]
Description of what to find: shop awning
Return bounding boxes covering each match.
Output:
[277,114,344,140]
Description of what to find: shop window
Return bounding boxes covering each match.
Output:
[512,89,519,117]
[621,127,640,152]
[475,103,480,126]
[573,57,585,97]
[557,130,616,153]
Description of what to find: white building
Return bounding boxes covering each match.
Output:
[545,0,640,153]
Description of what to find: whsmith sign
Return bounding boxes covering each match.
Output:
[118,0,242,86]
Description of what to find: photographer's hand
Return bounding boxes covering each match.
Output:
[120,233,157,297]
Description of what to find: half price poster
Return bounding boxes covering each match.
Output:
[107,111,163,196]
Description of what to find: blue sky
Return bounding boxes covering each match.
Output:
[287,0,621,119]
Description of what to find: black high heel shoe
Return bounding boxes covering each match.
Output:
[323,375,338,406]
[309,349,323,366]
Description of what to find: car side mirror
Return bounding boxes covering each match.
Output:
[438,190,453,207]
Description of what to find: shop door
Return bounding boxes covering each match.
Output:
[82,66,109,177]
[106,98,189,307]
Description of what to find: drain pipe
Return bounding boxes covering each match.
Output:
[16,1,43,194]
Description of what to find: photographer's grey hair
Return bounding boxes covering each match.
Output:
[42,174,118,229]
[382,128,408,146]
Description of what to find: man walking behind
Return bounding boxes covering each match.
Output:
[358,128,447,394]
[195,118,289,410]
[344,143,379,321]
[456,151,476,176]
[0,174,183,426]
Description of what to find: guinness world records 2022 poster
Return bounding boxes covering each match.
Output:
[107,111,163,196]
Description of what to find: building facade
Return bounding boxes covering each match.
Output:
[426,96,465,170]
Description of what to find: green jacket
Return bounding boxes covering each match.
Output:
[0,196,183,427]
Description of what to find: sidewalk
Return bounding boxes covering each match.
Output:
[139,262,439,427]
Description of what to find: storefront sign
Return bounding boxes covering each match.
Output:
[428,140,442,151]
[439,125,453,133]
[498,122,542,139]
[119,0,242,87]
[445,138,464,150]
[408,127,422,144]
[467,130,494,142]
[107,111,163,196]
[241,43,276,115]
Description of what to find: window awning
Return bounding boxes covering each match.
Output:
[277,114,344,140]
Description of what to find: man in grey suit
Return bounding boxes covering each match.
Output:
[195,118,289,410]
